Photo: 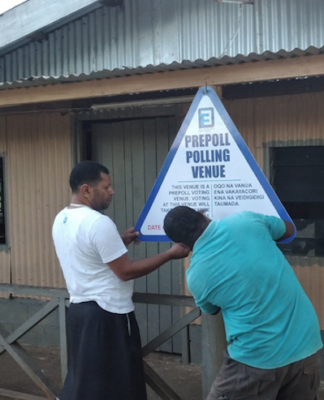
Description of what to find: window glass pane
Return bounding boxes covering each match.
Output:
[273,147,324,166]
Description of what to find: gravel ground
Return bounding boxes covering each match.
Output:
[0,345,201,400]
[0,346,322,400]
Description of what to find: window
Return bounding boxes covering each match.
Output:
[271,146,324,257]
[0,157,6,244]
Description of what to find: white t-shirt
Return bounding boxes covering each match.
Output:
[52,206,134,314]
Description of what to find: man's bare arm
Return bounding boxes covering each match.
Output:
[108,243,190,281]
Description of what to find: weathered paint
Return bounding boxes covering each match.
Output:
[3,113,71,287]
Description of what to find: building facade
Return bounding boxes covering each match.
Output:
[0,0,323,364]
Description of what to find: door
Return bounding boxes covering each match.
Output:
[91,116,183,353]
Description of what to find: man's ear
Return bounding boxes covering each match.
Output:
[80,184,91,198]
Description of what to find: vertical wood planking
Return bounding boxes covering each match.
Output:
[144,119,160,349]
[131,119,148,345]
[91,123,115,220]
[123,120,135,261]
[156,117,172,353]
[111,122,127,231]
[104,123,116,222]
[169,116,182,353]
[91,115,182,353]
[7,113,71,288]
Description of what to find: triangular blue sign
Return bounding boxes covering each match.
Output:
[135,86,296,243]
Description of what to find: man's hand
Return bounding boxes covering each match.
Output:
[167,243,190,260]
[121,227,140,246]
[278,220,295,241]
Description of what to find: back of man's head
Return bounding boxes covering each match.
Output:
[164,206,207,249]
[69,160,109,193]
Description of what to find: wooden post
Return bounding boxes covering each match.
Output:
[201,313,227,399]
[181,254,192,365]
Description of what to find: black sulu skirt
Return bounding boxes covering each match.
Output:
[60,301,147,400]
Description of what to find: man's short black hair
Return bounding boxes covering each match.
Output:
[164,206,206,248]
[69,161,109,193]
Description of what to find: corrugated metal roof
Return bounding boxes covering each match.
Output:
[0,45,323,91]
[0,0,324,88]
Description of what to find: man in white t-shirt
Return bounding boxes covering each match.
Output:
[52,160,189,400]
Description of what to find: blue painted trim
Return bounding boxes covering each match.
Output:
[135,87,296,243]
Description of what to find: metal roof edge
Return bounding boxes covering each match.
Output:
[0,47,324,91]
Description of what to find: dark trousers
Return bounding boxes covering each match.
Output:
[60,301,147,400]
[207,349,320,400]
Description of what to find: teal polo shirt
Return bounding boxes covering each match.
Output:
[187,211,322,368]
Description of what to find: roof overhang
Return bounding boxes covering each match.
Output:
[0,0,122,56]
[0,53,324,109]
[0,46,323,91]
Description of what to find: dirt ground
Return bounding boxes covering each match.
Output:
[0,345,201,400]
[0,346,323,400]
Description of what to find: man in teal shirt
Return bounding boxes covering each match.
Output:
[164,207,322,400]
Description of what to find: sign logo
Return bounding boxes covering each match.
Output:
[135,86,295,243]
[199,107,214,128]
